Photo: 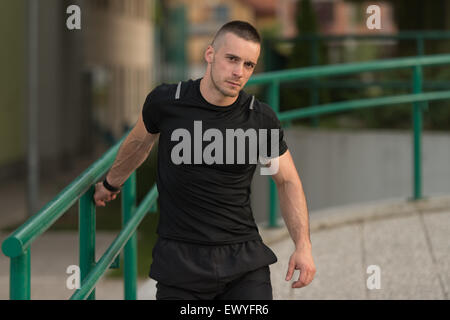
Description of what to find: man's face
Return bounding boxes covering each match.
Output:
[206,32,260,98]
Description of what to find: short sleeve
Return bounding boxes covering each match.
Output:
[269,115,288,158]
[142,89,161,134]
[259,103,288,159]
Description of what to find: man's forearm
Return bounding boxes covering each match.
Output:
[277,179,311,250]
[106,133,157,188]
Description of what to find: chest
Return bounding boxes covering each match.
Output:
[158,103,268,168]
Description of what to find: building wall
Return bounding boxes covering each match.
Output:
[0,0,73,178]
[37,1,68,169]
[0,0,155,180]
[0,0,26,176]
[251,128,450,223]
[84,0,154,140]
[278,0,298,37]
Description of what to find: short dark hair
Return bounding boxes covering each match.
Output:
[212,20,261,47]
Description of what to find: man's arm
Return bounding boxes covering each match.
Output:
[271,150,316,288]
[93,113,159,207]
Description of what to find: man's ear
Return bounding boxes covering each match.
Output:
[205,45,214,64]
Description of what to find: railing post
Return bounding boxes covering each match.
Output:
[268,80,280,113]
[416,36,425,57]
[416,36,429,112]
[310,36,320,128]
[268,81,280,228]
[79,186,96,300]
[412,65,423,200]
[122,172,137,300]
[10,248,30,300]
[269,180,278,228]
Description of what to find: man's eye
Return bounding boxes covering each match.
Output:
[245,63,254,68]
[228,56,236,61]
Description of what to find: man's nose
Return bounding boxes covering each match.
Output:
[232,63,244,78]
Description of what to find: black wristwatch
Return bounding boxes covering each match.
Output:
[103,178,120,193]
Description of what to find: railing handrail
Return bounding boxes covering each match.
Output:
[70,185,158,300]
[247,53,450,86]
[278,91,450,122]
[1,133,128,258]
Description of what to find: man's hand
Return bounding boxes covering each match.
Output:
[93,181,119,207]
[285,246,316,288]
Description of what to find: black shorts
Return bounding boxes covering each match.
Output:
[156,265,273,300]
[149,237,277,300]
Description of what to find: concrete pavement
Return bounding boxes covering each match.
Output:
[2,193,449,299]
[268,206,449,299]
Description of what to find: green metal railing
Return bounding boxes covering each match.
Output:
[264,31,450,67]
[1,133,159,300]
[2,53,450,299]
[246,53,450,227]
[263,31,450,127]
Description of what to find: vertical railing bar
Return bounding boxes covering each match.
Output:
[412,65,423,200]
[416,35,425,57]
[268,81,280,228]
[122,172,138,300]
[79,186,96,300]
[416,36,430,112]
[269,180,278,228]
[268,80,280,113]
[10,248,30,300]
[310,36,320,128]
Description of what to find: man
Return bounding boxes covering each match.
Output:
[94,20,315,300]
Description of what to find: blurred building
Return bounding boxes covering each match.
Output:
[320,0,396,35]
[279,0,396,37]
[0,0,400,182]
[0,0,154,181]
[84,0,154,142]
[166,0,256,79]
[241,0,278,30]
[0,1,27,180]
[258,0,398,70]
[166,0,397,77]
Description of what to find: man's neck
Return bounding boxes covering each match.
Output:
[199,77,238,106]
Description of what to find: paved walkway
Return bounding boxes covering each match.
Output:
[1,193,449,299]
[268,202,450,300]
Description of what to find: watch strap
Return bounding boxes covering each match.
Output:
[103,178,120,192]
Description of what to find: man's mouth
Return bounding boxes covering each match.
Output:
[226,81,241,88]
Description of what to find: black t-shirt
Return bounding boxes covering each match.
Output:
[142,78,288,245]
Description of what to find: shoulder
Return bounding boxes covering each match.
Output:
[145,79,198,104]
[252,98,281,126]
[149,79,196,99]
[145,82,179,105]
